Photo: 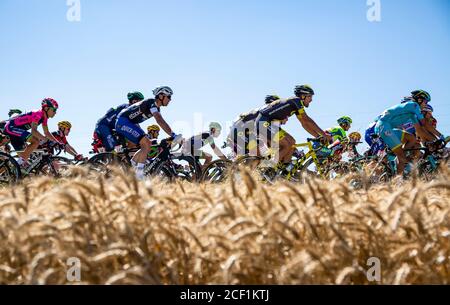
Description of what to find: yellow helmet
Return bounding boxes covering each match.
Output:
[348,132,362,142]
[58,121,72,130]
[147,124,160,133]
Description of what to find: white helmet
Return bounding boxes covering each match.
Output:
[209,122,222,132]
[153,86,173,97]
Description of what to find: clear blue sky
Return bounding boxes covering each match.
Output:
[1,0,449,155]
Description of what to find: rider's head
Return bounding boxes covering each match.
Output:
[337,116,352,131]
[58,121,72,136]
[348,132,362,143]
[153,86,173,107]
[265,95,280,105]
[294,85,314,107]
[147,124,160,139]
[127,91,145,104]
[209,122,222,137]
[41,98,59,118]
[411,90,431,109]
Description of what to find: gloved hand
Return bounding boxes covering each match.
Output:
[75,154,84,161]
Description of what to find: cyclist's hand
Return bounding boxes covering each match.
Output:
[323,133,333,144]
[75,154,84,161]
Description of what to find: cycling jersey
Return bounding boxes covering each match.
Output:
[365,122,386,156]
[326,126,347,142]
[4,110,48,151]
[259,97,306,121]
[117,99,160,124]
[51,130,68,146]
[95,104,130,151]
[375,102,423,150]
[97,104,128,129]
[377,102,424,128]
[8,110,48,130]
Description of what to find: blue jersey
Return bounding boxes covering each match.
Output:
[117,99,160,124]
[97,104,128,129]
[377,102,424,128]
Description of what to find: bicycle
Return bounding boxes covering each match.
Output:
[144,137,202,182]
[0,151,21,185]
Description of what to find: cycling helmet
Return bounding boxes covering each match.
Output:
[209,122,222,132]
[42,98,59,110]
[147,124,161,133]
[348,132,362,143]
[58,121,72,129]
[8,109,22,117]
[337,116,353,126]
[153,86,173,97]
[127,91,145,102]
[265,95,280,104]
[411,90,431,102]
[294,85,315,97]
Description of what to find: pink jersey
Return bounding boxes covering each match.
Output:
[11,110,48,130]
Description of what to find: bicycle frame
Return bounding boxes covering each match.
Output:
[288,141,325,179]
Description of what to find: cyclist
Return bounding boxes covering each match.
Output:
[3,98,62,167]
[147,124,160,144]
[227,94,280,157]
[183,122,227,171]
[116,86,180,179]
[317,116,353,161]
[327,116,352,143]
[364,121,386,157]
[347,132,362,159]
[40,121,84,161]
[419,104,443,140]
[374,90,438,175]
[94,91,145,152]
[254,85,331,168]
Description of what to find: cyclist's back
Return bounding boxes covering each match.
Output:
[377,101,423,129]
[118,98,160,124]
[258,97,305,121]
[97,104,128,129]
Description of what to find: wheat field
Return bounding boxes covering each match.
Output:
[0,166,449,285]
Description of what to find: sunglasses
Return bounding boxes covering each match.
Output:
[165,95,172,100]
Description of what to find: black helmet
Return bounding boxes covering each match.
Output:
[265,95,280,104]
[127,91,145,102]
[411,90,431,102]
[294,85,315,97]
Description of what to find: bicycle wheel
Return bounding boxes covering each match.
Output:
[234,155,264,169]
[297,157,323,182]
[145,159,175,182]
[0,152,21,185]
[201,159,233,183]
[87,153,125,175]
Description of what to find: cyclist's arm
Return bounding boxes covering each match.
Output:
[414,120,436,142]
[64,143,78,157]
[31,123,47,141]
[42,125,61,143]
[211,143,227,160]
[297,113,326,138]
[153,112,173,135]
[423,118,443,139]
